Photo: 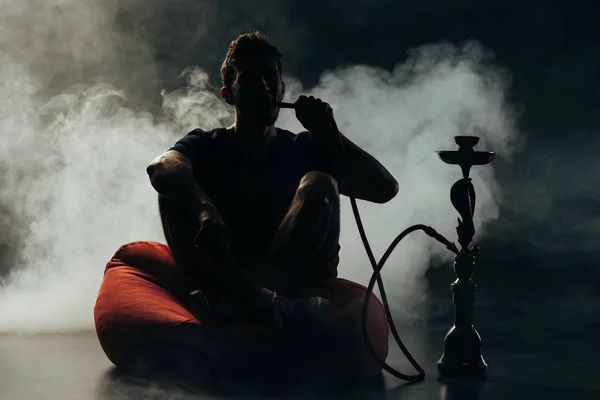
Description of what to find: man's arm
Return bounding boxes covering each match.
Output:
[294,95,398,204]
[147,150,228,275]
[311,129,399,204]
[147,150,215,215]
[148,149,261,301]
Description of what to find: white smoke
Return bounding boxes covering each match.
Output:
[0,0,518,333]
[278,43,517,320]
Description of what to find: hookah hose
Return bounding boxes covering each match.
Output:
[275,100,458,381]
[331,119,459,382]
[351,198,458,382]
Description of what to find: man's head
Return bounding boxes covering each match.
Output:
[220,31,285,127]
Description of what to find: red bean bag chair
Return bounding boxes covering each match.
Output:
[94,241,389,381]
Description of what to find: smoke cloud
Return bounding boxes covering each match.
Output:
[278,43,518,321]
[0,0,518,333]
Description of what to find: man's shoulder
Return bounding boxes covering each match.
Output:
[169,127,228,158]
[182,127,227,141]
[172,127,228,147]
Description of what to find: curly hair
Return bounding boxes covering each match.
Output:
[220,30,282,89]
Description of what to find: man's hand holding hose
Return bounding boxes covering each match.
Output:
[271,95,346,179]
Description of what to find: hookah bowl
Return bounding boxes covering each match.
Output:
[435,136,495,380]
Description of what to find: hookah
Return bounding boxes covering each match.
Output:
[356,134,495,382]
[435,136,495,379]
[275,101,495,382]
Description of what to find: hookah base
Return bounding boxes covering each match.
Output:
[437,325,488,380]
[437,355,488,380]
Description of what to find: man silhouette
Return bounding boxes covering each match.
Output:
[147,31,398,331]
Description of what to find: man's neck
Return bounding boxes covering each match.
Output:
[229,119,276,144]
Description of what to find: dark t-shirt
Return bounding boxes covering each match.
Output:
[169,127,332,270]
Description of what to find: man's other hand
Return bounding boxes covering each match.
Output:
[194,205,231,254]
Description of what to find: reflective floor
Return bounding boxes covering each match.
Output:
[1,253,599,400]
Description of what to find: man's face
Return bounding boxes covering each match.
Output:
[229,57,284,127]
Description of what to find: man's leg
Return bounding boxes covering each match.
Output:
[261,171,341,294]
[158,194,331,331]
[158,194,258,301]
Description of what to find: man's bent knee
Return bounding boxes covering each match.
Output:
[297,171,339,202]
